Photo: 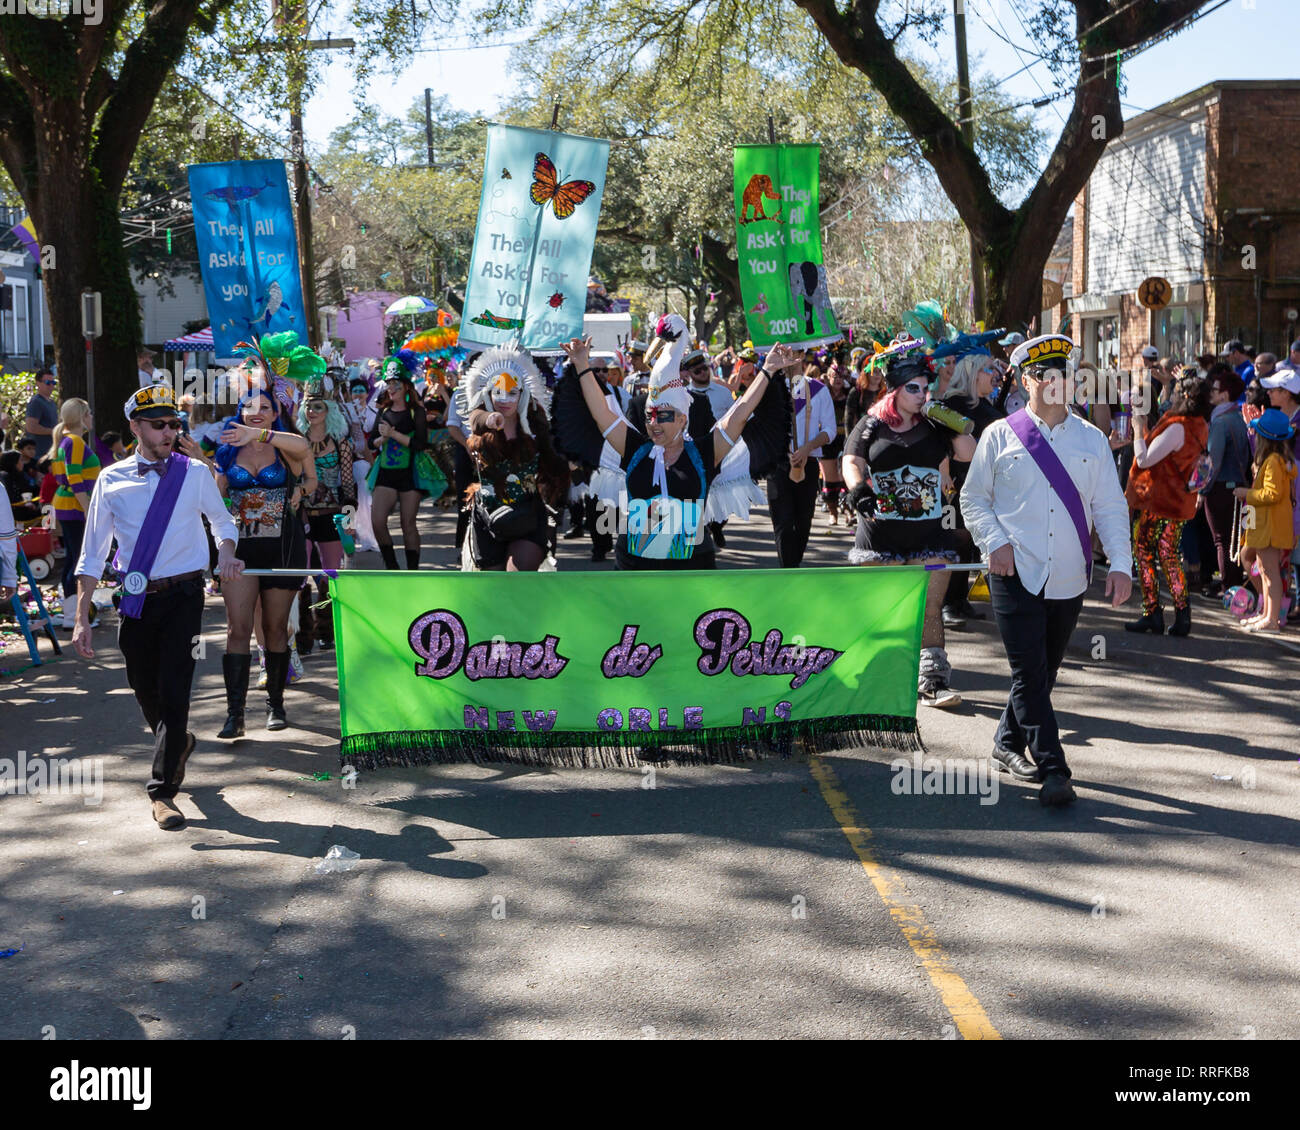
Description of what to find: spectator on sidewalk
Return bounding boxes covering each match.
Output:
[1234,409,1297,634]
[137,348,166,389]
[1124,376,1211,638]
[1201,367,1251,597]
[22,369,58,459]
[1222,339,1254,383]
[51,398,102,628]
[0,490,16,603]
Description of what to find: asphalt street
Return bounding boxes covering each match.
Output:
[1,499,1296,1040]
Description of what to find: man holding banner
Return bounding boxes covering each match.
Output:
[960,335,1132,807]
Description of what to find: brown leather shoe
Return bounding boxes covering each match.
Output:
[151,797,185,830]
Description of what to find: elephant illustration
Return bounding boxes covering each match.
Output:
[740,174,782,223]
[788,261,836,337]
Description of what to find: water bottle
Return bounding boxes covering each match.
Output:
[1114,388,1131,442]
[922,400,974,435]
[333,513,356,555]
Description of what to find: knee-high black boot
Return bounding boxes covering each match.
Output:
[314,580,333,650]
[297,586,316,655]
[265,649,290,731]
[378,543,399,570]
[218,653,251,739]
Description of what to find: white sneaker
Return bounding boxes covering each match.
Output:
[919,684,963,709]
[61,608,77,631]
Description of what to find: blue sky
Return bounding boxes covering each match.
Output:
[303,0,1296,161]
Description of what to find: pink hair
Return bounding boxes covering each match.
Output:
[868,388,903,427]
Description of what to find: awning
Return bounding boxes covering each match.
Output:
[164,327,214,351]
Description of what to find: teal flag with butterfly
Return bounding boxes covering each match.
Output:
[459,125,610,352]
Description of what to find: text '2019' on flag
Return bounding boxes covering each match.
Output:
[330,568,928,768]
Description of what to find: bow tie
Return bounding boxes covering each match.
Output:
[137,460,168,477]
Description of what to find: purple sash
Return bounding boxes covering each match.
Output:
[1005,410,1092,582]
[119,453,188,619]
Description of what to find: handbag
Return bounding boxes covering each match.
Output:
[485,499,536,541]
[413,448,448,497]
[1186,448,1214,493]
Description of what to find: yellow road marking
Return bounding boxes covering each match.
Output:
[808,754,1002,1040]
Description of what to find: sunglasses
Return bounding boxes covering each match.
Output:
[647,407,680,423]
[143,418,183,432]
[901,381,927,395]
[39,379,56,387]
[589,366,609,374]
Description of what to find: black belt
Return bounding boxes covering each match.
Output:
[141,570,203,594]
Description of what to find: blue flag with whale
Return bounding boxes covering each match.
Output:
[187,160,305,357]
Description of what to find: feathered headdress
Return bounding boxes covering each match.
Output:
[233,331,325,419]
[379,349,421,384]
[901,300,958,348]
[865,335,924,376]
[456,345,550,436]
[929,329,1006,362]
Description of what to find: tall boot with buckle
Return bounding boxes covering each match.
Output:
[217,653,251,739]
[265,649,290,731]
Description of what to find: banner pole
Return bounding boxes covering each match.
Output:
[235,564,991,578]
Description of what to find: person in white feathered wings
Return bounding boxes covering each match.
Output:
[552,314,794,570]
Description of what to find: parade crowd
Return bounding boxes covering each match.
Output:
[1,317,1296,824]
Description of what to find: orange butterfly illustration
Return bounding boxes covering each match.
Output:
[529,152,596,220]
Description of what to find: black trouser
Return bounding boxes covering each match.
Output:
[586,496,612,555]
[117,579,205,800]
[453,444,473,549]
[989,572,1084,778]
[1202,481,1244,589]
[60,520,85,598]
[767,463,822,568]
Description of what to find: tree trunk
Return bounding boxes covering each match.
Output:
[33,124,142,418]
[795,0,1208,338]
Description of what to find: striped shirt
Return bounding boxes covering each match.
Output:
[52,434,102,522]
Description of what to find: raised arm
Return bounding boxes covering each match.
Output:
[716,342,797,453]
[561,338,628,457]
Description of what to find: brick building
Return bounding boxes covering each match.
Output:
[1068,80,1300,369]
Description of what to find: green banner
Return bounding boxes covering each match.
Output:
[734,144,840,350]
[331,568,926,769]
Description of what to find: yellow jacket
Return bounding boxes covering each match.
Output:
[1244,453,1297,550]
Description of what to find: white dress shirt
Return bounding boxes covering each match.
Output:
[77,453,239,581]
[790,377,837,459]
[960,407,1132,600]
[690,380,735,421]
[0,493,18,588]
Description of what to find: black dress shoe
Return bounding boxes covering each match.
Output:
[955,600,986,620]
[1039,771,1077,807]
[992,747,1042,782]
[562,526,585,540]
[941,606,967,630]
[590,549,608,562]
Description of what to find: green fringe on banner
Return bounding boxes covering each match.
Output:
[339,714,922,771]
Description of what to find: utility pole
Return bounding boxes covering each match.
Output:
[953,0,986,325]
[424,88,435,167]
[269,1,353,350]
